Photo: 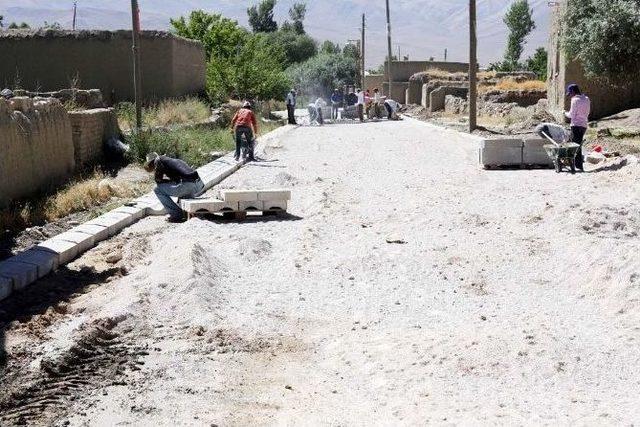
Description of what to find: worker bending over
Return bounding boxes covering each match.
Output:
[308,97,327,125]
[384,99,402,120]
[145,153,204,223]
[231,101,258,162]
[565,84,591,171]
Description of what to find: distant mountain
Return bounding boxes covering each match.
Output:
[0,0,552,67]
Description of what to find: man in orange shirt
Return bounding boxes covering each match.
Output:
[231,101,258,162]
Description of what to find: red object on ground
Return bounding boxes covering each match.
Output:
[593,145,603,153]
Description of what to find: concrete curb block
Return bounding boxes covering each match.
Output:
[0,124,296,303]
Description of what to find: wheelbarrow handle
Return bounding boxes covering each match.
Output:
[540,131,561,148]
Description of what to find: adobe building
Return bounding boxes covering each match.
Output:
[376,60,469,103]
[548,0,640,120]
[0,29,206,105]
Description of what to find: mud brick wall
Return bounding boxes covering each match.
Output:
[547,0,640,120]
[0,30,205,105]
[364,74,385,92]
[68,108,119,167]
[384,61,469,82]
[0,97,75,207]
[430,86,469,112]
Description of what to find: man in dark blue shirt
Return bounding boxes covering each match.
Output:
[330,89,343,120]
[145,153,204,222]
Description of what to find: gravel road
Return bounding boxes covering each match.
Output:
[2,118,640,426]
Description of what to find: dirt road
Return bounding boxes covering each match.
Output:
[2,119,640,425]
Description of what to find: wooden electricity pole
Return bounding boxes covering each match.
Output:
[361,14,366,89]
[385,0,393,97]
[72,1,77,30]
[131,0,143,130]
[469,0,478,132]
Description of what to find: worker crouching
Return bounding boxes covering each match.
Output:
[145,153,204,223]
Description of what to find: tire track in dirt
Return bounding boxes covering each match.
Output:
[0,315,148,426]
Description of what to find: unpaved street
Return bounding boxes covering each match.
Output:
[2,119,640,425]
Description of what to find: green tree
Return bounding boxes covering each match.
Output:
[8,22,30,29]
[171,10,248,59]
[265,30,317,66]
[320,40,340,55]
[208,34,290,102]
[503,0,536,67]
[563,0,640,78]
[525,47,548,80]
[42,21,61,30]
[0,15,4,28]
[287,53,358,98]
[247,0,278,33]
[289,2,307,35]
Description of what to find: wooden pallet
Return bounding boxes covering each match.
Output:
[187,208,287,220]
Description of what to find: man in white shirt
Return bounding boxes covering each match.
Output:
[356,89,365,122]
[308,97,327,125]
[286,89,297,125]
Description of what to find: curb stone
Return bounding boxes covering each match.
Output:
[0,124,295,302]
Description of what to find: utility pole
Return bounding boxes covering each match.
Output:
[361,13,366,89]
[444,48,448,62]
[469,0,478,132]
[397,44,401,61]
[130,0,143,130]
[385,0,393,97]
[72,1,77,30]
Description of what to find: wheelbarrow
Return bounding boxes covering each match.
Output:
[543,141,581,174]
[540,130,580,174]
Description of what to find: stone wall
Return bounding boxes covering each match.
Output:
[547,0,640,120]
[0,97,75,206]
[482,90,546,107]
[0,30,206,105]
[422,81,469,110]
[430,87,469,112]
[68,109,119,167]
[15,88,104,109]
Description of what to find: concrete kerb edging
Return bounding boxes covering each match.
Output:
[0,124,296,302]
[400,114,484,146]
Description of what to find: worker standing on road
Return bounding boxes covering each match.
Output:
[231,101,258,162]
[565,84,591,171]
[356,88,365,122]
[372,88,382,119]
[286,89,297,125]
[145,153,204,223]
[330,89,343,120]
[384,98,402,120]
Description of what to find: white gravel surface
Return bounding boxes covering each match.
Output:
[8,119,640,425]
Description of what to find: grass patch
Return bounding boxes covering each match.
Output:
[0,173,147,232]
[116,97,211,131]
[127,114,281,168]
[481,78,546,93]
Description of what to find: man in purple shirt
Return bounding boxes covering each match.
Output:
[565,84,591,171]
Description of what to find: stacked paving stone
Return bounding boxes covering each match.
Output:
[181,189,290,217]
[479,137,555,168]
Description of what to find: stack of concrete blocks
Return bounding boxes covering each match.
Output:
[0,97,76,207]
[479,137,554,168]
[180,189,290,216]
[68,108,120,167]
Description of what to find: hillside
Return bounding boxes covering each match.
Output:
[0,0,552,66]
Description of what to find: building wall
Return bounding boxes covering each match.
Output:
[430,86,469,112]
[382,82,409,102]
[0,30,206,105]
[364,74,385,92]
[384,61,469,82]
[548,0,640,120]
[68,108,119,167]
[0,97,75,206]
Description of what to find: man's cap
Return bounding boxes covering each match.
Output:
[145,152,159,167]
[243,101,251,108]
[566,83,580,95]
[0,88,14,99]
